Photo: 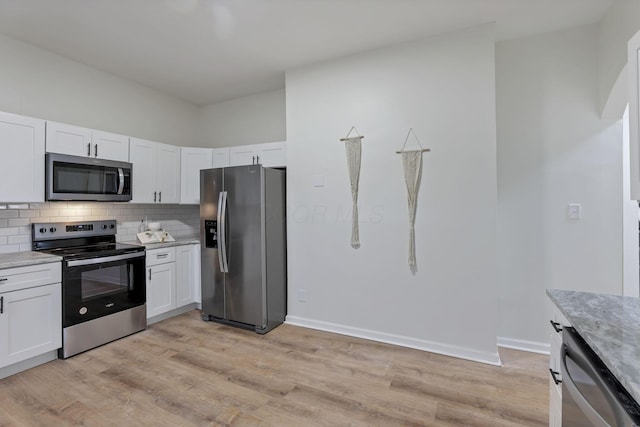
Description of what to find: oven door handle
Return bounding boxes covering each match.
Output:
[117,168,125,195]
[66,251,145,267]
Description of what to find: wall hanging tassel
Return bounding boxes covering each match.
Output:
[340,126,364,249]
[396,128,430,267]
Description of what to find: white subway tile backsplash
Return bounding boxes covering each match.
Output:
[0,211,19,219]
[0,202,199,253]
[8,218,31,227]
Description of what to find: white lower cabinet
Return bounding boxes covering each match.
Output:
[548,301,570,426]
[146,248,176,318]
[176,244,200,306]
[146,244,200,321]
[0,263,61,370]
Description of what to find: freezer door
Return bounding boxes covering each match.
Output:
[224,165,265,328]
[200,168,225,318]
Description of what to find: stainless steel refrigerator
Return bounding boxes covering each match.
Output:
[200,165,286,334]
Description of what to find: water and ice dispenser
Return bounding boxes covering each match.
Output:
[204,220,217,248]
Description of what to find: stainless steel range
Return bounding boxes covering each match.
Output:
[32,220,146,358]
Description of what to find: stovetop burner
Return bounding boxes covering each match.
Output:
[32,219,144,260]
[42,242,144,259]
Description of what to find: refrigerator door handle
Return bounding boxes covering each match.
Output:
[220,191,229,273]
[217,191,225,272]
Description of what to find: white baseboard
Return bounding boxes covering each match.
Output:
[285,315,502,366]
[497,336,550,355]
[0,350,58,380]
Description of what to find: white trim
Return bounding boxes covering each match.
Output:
[497,336,550,355]
[0,350,58,380]
[285,315,502,366]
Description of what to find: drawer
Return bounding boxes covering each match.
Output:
[0,262,61,294]
[146,247,176,266]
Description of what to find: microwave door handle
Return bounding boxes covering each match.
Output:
[117,168,125,195]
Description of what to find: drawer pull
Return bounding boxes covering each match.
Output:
[549,368,562,385]
[149,270,152,281]
[0,296,3,314]
[0,278,7,282]
[550,320,562,333]
[156,253,169,258]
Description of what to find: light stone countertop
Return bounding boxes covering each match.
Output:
[547,289,640,404]
[0,251,62,270]
[123,236,200,251]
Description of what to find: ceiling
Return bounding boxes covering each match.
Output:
[0,0,614,106]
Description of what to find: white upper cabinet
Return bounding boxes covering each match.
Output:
[629,31,640,200]
[129,138,180,204]
[46,121,129,162]
[180,147,213,205]
[229,141,286,168]
[212,147,230,168]
[0,112,45,203]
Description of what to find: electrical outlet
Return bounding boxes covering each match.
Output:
[298,289,306,302]
[567,204,581,220]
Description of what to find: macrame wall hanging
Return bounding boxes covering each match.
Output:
[396,128,430,268]
[340,127,363,249]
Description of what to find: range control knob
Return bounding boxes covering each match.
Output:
[39,227,46,233]
[49,227,56,233]
[110,224,115,229]
[102,224,108,230]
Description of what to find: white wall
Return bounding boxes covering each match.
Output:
[597,1,640,118]
[285,25,500,364]
[0,33,199,146]
[496,24,623,350]
[622,106,639,297]
[197,89,286,147]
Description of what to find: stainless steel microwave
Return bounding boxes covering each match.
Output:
[45,153,132,202]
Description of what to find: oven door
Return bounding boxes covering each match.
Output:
[46,152,132,201]
[62,251,145,327]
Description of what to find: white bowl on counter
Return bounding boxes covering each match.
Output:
[148,222,162,231]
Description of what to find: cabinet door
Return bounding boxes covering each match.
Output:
[212,148,230,168]
[629,30,640,200]
[180,147,213,204]
[258,141,287,167]
[92,130,129,162]
[229,145,258,166]
[0,283,61,368]
[0,112,45,203]
[176,244,200,307]
[156,143,180,204]
[129,138,157,203]
[146,263,176,318]
[46,121,92,157]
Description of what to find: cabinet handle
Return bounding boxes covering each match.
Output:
[87,143,91,157]
[157,253,169,259]
[153,191,157,202]
[159,191,162,203]
[550,320,562,333]
[94,143,98,158]
[0,278,7,282]
[549,368,562,385]
[148,269,152,281]
[1,296,3,314]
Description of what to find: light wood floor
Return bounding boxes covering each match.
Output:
[0,310,549,426]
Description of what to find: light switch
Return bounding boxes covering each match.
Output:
[567,204,581,220]
[313,174,325,187]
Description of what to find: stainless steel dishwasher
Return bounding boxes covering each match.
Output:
[562,327,640,426]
